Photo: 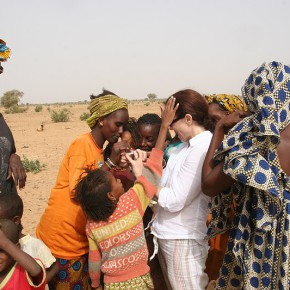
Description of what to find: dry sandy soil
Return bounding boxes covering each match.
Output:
[1,101,161,236]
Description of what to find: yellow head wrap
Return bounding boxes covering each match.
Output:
[205,94,248,112]
[86,94,128,128]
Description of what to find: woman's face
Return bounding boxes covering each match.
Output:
[169,117,190,142]
[102,109,129,143]
[208,103,228,125]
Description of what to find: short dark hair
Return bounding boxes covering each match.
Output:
[137,113,161,126]
[75,168,117,222]
[0,219,19,244]
[0,193,23,219]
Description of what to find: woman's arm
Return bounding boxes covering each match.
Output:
[202,111,247,197]
[155,145,208,212]
[154,96,179,151]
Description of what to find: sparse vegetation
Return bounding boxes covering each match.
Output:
[5,105,29,114]
[50,108,71,122]
[35,105,43,112]
[80,112,90,121]
[22,156,46,173]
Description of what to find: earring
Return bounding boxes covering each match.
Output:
[98,120,103,127]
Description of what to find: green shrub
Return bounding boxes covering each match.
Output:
[144,102,150,106]
[35,105,43,112]
[22,156,46,173]
[50,108,71,122]
[4,105,28,114]
[80,112,90,121]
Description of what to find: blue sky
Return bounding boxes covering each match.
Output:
[1,0,290,104]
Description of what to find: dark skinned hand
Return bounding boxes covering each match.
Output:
[7,153,27,189]
[217,110,248,134]
[109,138,130,165]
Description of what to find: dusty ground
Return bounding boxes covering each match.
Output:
[1,101,161,236]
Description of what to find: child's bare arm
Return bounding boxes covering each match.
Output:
[0,228,42,277]
[46,261,59,282]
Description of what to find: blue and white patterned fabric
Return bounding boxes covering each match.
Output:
[208,61,290,289]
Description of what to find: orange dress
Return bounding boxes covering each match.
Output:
[36,133,103,259]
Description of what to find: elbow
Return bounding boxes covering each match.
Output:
[30,263,43,278]
[201,182,218,197]
[163,202,184,213]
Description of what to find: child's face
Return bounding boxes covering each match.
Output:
[138,124,159,151]
[121,131,133,148]
[109,173,125,200]
[0,247,14,274]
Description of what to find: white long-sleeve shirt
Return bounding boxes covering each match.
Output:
[152,130,212,240]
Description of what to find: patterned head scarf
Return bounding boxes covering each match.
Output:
[206,94,248,112]
[86,94,128,129]
[0,39,11,62]
[209,61,290,238]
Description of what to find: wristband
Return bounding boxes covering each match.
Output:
[106,158,116,168]
[104,161,112,169]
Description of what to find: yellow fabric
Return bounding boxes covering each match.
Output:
[104,273,154,289]
[86,94,128,128]
[36,133,104,259]
[206,94,247,112]
[0,39,11,61]
[0,49,11,61]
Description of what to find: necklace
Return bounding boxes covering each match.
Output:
[89,132,102,151]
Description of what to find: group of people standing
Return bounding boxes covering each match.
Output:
[1,39,290,290]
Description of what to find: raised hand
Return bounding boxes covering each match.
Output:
[217,110,248,133]
[160,96,179,128]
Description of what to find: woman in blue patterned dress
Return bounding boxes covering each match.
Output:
[202,61,290,289]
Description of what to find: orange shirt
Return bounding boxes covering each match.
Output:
[36,133,103,259]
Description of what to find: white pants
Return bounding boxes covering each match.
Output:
[157,239,209,290]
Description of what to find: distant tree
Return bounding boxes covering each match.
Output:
[0,90,24,109]
[147,93,157,103]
